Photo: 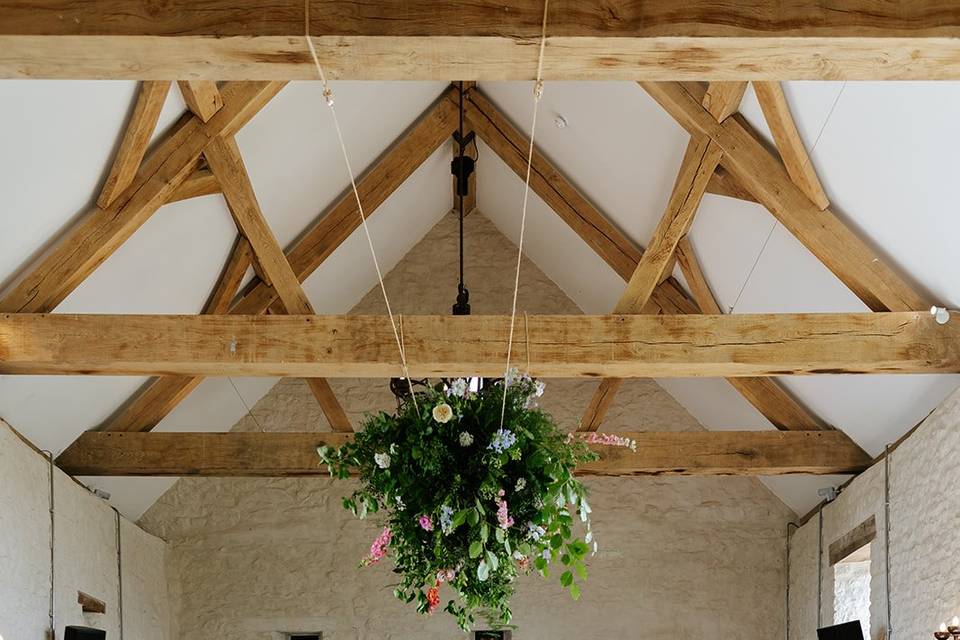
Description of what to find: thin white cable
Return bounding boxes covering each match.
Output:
[499,0,550,428]
[305,10,420,416]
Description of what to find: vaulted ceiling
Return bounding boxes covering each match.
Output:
[2,78,958,518]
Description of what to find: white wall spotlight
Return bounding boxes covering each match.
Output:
[931,306,951,325]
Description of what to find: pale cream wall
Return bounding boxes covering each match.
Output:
[141,211,795,639]
[0,418,171,640]
[789,388,960,640]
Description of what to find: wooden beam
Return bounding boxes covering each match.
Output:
[97,80,170,208]
[0,81,285,314]
[56,430,872,477]
[205,135,351,432]
[702,82,748,123]
[641,81,929,313]
[166,168,220,203]
[3,312,957,378]
[97,87,460,435]
[828,515,877,565]
[177,81,223,122]
[465,88,697,316]
[705,166,758,204]
[5,2,960,80]
[752,81,830,210]
[675,236,830,431]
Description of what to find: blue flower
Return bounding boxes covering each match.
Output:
[488,428,517,453]
[447,378,469,398]
[439,505,454,534]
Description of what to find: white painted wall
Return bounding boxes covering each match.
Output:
[789,388,960,639]
[0,419,171,639]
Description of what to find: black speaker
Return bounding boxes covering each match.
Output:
[64,626,106,640]
[817,621,864,640]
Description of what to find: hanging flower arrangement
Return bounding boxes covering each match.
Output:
[318,371,599,630]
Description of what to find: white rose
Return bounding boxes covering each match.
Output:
[432,402,454,424]
[459,432,474,447]
[374,452,391,469]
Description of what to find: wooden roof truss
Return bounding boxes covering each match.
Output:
[1,72,954,481]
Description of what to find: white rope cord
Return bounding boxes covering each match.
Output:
[305,5,420,417]
[499,0,550,428]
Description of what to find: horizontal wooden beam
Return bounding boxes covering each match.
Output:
[4,2,960,80]
[2,312,957,378]
[56,430,872,477]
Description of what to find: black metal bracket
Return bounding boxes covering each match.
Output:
[452,130,476,152]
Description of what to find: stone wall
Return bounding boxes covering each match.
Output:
[788,389,960,640]
[0,418,171,640]
[140,211,795,639]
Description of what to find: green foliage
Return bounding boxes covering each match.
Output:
[318,373,598,630]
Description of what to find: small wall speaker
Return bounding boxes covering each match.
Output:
[817,621,864,640]
[64,626,106,640]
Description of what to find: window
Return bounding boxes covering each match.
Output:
[829,516,876,640]
[289,636,320,640]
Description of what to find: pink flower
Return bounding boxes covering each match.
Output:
[567,431,637,451]
[418,515,434,531]
[437,568,456,583]
[494,491,514,529]
[516,555,531,571]
[362,527,392,566]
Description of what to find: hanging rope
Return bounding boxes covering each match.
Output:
[499,0,550,428]
[305,2,420,417]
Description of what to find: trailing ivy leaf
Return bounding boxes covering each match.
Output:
[495,527,505,543]
[569,540,589,557]
[480,522,489,543]
[486,550,499,571]
[477,559,489,582]
[561,553,571,566]
[467,508,480,526]
[574,561,588,580]
[550,534,563,549]
[534,556,547,572]
[560,570,574,587]
[469,541,482,559]
[453,509,470,528]
[504,537,512,555]
[570,583,581,601]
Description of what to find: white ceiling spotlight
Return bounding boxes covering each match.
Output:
[931,306,951,325]
[553,115,568,129]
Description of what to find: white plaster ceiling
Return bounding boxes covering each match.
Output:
[1,79,958,519]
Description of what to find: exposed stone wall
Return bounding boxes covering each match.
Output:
[789,389,960,640]
[0,418,171,639]
[141,211,795,639]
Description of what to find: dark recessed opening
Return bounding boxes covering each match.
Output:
[289,635,321,640]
